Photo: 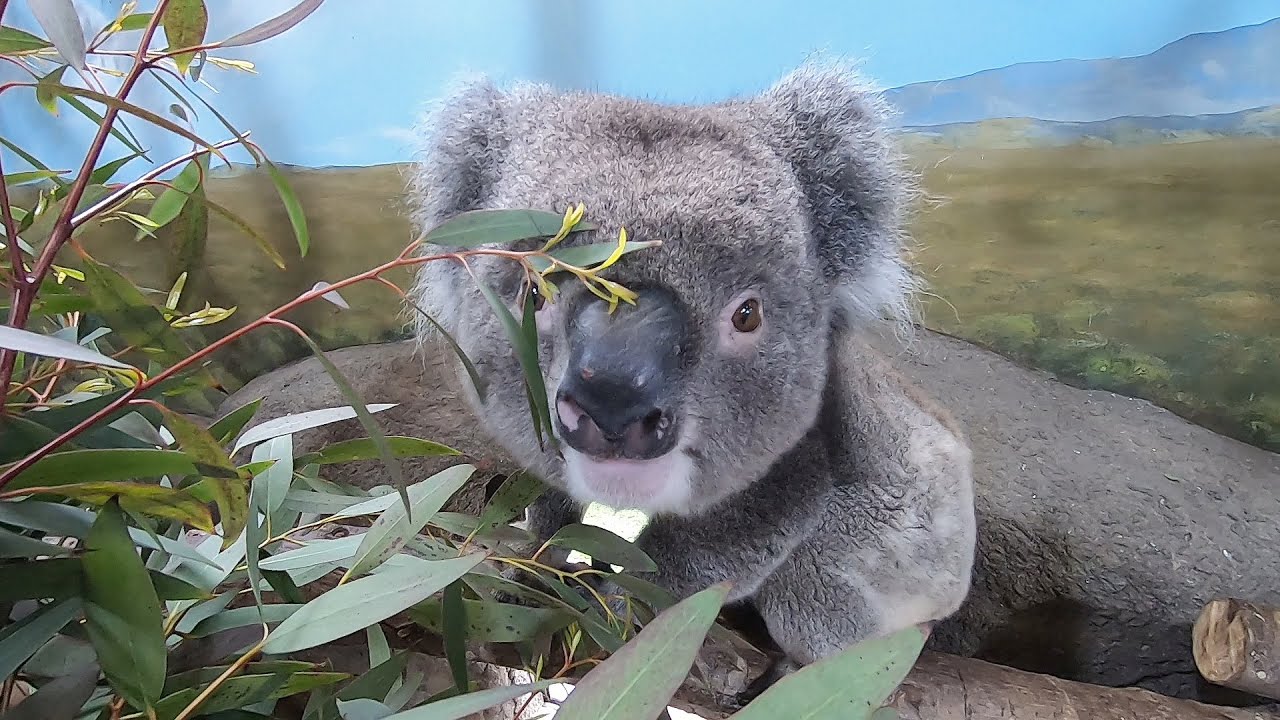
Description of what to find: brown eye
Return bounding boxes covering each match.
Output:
[732,298,762,333]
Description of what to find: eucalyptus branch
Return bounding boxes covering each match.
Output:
[0,0,173,406]
[0,241,641,488]
[71,135,246,227]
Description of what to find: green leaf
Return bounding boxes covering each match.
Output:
[160,0,208,74]
[0,660,99,720]
[0,323,133,370]
[0,25,52,54]
[263,158,309,256]
[291,332,407,515]
[0,526,72,558]
[728,625,926,720]
[441,582,468,694]
[4,169,63,185]
[79,257,220,406]
[208,396,263,446]
[473,278,554,450]
[528,239,662,274]
[546,524,658,572]
[218,0,323,47]
[408,597,576,644]
[34,64,68,115]
[0,597,81,680]
[51,84,225,159]
[0,557,82,601]
[118,12,155,32]
[342,464,474,581]
[139,156,205,239]
[337,651,408,704]
[377,681,555,720]
[28,0,86,72]
[150,568,211,601]
[3,448,198,491]
[423,209,595,250]
[261,553,487,655]
[0,499,218,567]
[552,582,731,720]
[155,670,348,717]
[89,151,144,185]
[186,603,301,638]
[304,436,459,466]
[232,403,396,454]
[473,472,544,535]
[336,699,393,720]
[205,197,288,269]
[24,481,213,531]
[81,497,167,712]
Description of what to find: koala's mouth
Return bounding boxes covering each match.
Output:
[560,446,694,513]
[550,394,694,512]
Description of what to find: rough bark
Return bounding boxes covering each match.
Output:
[1195,598,1280,701]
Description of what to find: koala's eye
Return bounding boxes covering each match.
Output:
[731,298,762,333]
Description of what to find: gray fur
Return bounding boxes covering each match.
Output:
[404,59,975,683]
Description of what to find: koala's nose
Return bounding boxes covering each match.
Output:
[555,374,677,460]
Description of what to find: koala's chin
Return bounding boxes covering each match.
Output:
[559,443,696,516]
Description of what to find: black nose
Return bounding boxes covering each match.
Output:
[555,373,677,460]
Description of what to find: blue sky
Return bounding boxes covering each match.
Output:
[3,0,1279,177]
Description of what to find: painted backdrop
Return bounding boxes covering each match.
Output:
[4,0,1278,452]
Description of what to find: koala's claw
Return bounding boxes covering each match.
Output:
[734,654,801,707]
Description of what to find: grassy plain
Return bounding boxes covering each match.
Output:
[905,137,1280,451]
[56,136,1280,451]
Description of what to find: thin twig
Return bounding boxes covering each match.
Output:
[70,136,244,227]
[0,0,173,407]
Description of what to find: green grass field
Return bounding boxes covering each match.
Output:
[906,137,1280,451]
[57,135,1280,451]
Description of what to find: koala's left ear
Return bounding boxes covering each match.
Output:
[726,59,921,331]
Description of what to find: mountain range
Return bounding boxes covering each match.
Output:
[884,16,1280,130]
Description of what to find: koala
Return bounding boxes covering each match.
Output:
[403,59,977,700]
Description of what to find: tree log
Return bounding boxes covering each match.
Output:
[1195,598,1280,701]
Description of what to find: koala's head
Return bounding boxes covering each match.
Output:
[405,59,918,517]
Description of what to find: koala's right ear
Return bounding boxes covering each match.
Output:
[406,75,511,241]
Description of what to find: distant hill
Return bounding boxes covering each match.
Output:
[897,104,1280,150]
[884,17,1280,126]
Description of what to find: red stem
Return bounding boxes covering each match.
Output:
[0,0,172,409]
[0,248,478,488]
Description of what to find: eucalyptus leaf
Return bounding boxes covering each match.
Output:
[305,436,459,465]
[232,404,396,454]
[0,25,52,54]
[0,660,99,720]
[208,396,264,446]
[261,553,487,654]
[0,596,82,680]
[15,481,214,531]
[28,0,86,71]
[422,208,594,250]
[552,582,731,720]
[0,500,218,567]
[217,0,325,48]
[546,523,658,572]
[378,681,555,720]
[160,0,208,74]
[408,597,576,644]
[0,526,72,558]
[3,448,198,491]
[0,324,133,369]
[81,498,166,712]
[342,464,474,580]
[727,625,925,720]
